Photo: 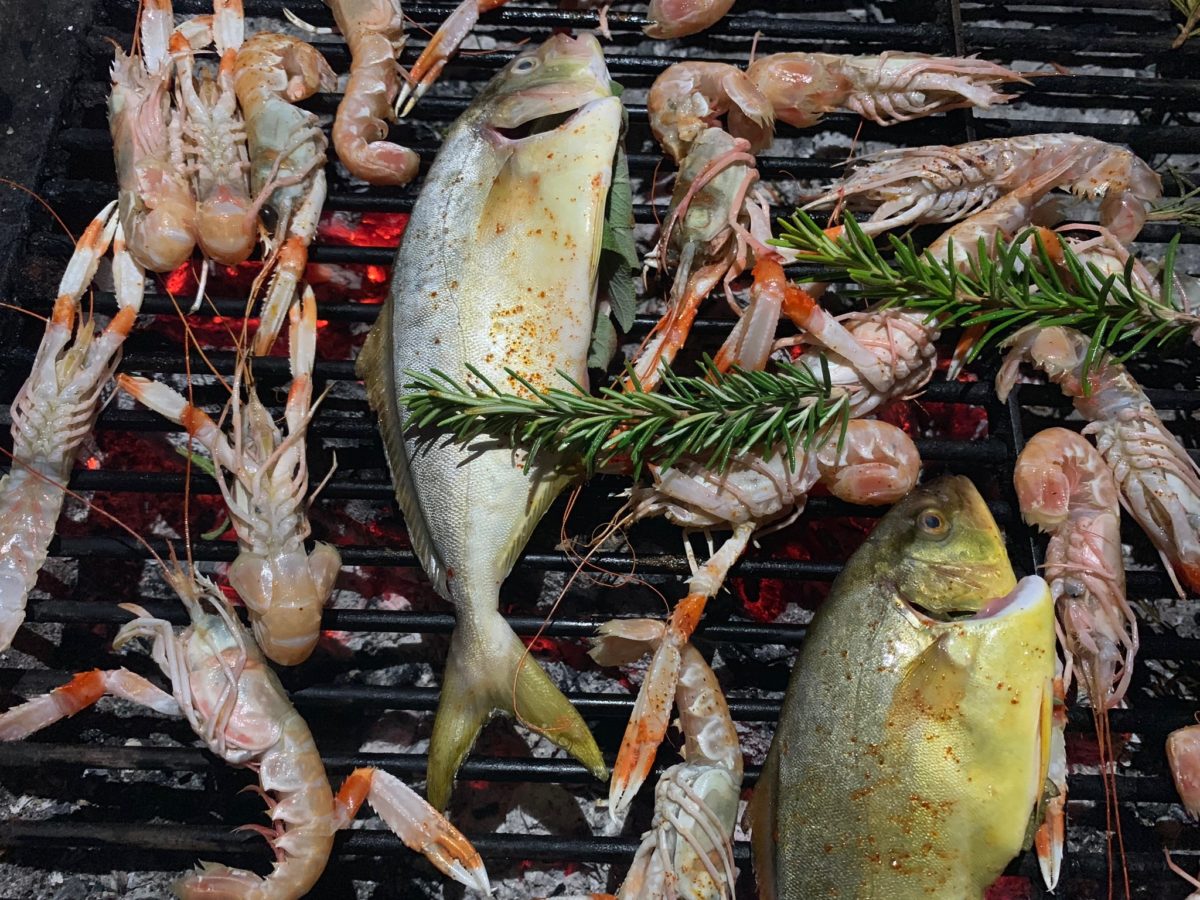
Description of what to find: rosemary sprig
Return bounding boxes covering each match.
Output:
[1148,169,1200,226]
[400,357,850,478]
[1172,0,1200,48]
[773,210,1200,365]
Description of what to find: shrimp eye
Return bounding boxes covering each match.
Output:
[918,508,949,537]
[512,57,538,74]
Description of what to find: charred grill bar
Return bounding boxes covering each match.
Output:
[0,0,1198,896]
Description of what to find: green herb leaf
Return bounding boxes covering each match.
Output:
[587,310,619,369]
[399,357,848,477]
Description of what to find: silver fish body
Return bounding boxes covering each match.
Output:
[358,33,621,809]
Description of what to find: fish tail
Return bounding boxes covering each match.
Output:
[427,610,607,810]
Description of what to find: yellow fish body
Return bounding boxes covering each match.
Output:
[752,476,1055,899]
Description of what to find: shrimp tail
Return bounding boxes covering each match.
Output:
[426,610,607,810]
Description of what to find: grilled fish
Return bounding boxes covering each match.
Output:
[751,476,1055,899]
[357,33,620,809]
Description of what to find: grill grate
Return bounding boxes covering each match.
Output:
[1,0,1199,896]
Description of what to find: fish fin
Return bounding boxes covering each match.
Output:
[748,740,779,900]
[427,609,606,810]
[357,302,449,597]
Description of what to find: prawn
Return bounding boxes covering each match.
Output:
[0,202,143,651]
[1015,427,1137,892]
[747,51,1026,132]
[705,257,939,417]
[171,0,257,266]
[998,325,1200,595]
[608,418,921,813]
[0,564,489,898]
[575,621,742,899]
[233,32,336,354]
[325,0,420,185]
[109,0,198,272]
[119,288,339,666]
[806,133,1162,244]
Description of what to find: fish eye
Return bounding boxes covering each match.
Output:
[918,508,949,538]
[512,56,539,74]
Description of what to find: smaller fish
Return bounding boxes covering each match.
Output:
[752,476,1056,900]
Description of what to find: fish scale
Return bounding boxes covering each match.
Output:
[357,32,621,811]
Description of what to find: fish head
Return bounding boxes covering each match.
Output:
[871,475,1018,620]
[481,34,615,139]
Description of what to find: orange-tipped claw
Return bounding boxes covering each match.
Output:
[398,0,510,117]
[1035,794,1065,891]
[608,593,708,819]
[361,768,491,893]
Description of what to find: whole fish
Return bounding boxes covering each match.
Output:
[751,476,1055,899]
[357,34,620,809]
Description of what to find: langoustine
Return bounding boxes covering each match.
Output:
[607,417,921,814]
[170,0,257,266]
[0,203,143,651]
[0,564,488,899]
[118,288,340,666]
[806,133,1162,243]
[233,31,336,354]
[577,622,743,899]
[1015,426,1137,891]
[998,325,1200,595]
[109,0,198,272]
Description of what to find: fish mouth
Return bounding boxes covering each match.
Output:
[490,105,586,141]
[899,575,1048,625]
[971,575,1049,620]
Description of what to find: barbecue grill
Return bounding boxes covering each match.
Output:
[0,0,1198,896]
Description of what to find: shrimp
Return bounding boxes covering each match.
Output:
[1015,427,1138,892]
[631,128,774,391]
[607,418,921,812]
[1169,723,1200,817]
[998,325,1200,596]
[171,0,257,266]
[0,203,143,651]
[581,621,742,899]
[109,0,198,272]
[233,32,336,354]
[746,52,1026,131]
[0,565,489,898]
[325,0,420,185]
[705,257,939,418]
[118,288,339,665]
[806,133,1162,244]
